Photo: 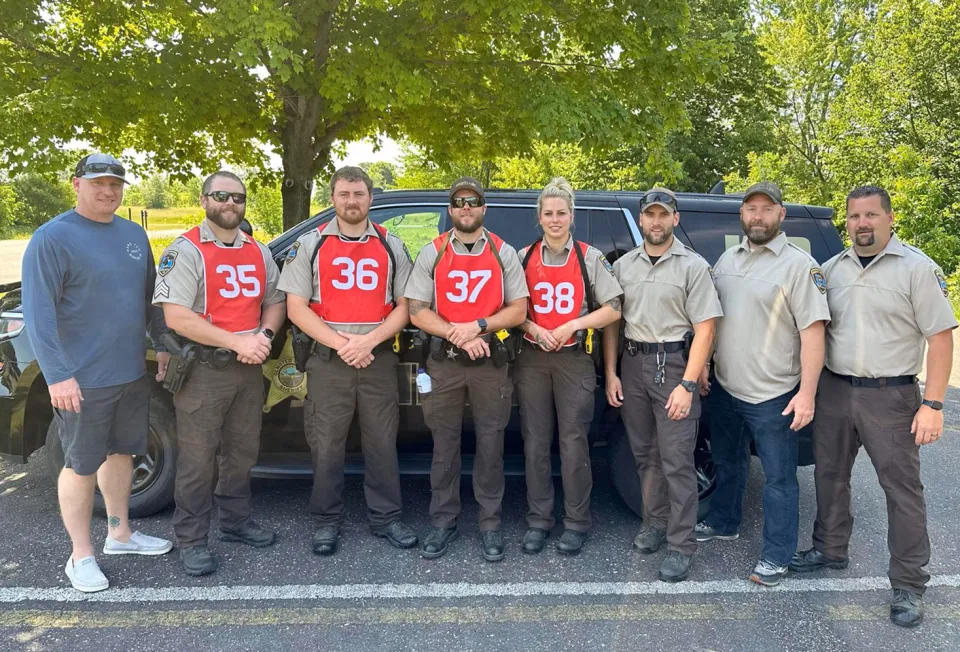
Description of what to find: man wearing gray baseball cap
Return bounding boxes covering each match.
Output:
[21,153,172,593]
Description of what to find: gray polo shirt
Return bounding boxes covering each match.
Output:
[404,229,529,307]
[517,236,624,317]
[822,235,958,377]
[153,220,283,313]
[613,236,723,342]
[277,218,413,335]
[713,231,831,404]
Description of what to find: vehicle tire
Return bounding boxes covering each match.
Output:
[608,420,715,522]
[45,396,178,518]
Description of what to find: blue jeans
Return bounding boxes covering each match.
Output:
[706,381,799,567]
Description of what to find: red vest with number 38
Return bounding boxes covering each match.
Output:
[182,226,266,333]
[311,224,393,325]
[432,231,505,323]
[523,241,588,346]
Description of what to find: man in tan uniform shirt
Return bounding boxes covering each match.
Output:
[696,182,830,588]
[279,166,417,557]
[604,187,722,582]
[790,185,956,628]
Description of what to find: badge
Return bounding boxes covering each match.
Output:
[285,241,301,263]
[157,250,178,277]
[599,254,615,276]
[810,268,826,294]
[935,269,948,298]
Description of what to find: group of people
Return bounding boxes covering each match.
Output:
[21,153,954,630]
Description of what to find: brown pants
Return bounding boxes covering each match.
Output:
[422,358,513,531]
[304,350,403,527]
[620,350,699,555]
[515,347,595,532]
[173,362,264,547]
[812,371,930,594]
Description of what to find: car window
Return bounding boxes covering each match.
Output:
[368,205,445,254]
[588,209,634,263]
[472,205,541,251]
[678,211,831,265]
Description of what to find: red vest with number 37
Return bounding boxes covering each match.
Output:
[182,226,266,334]
[523,241,587,346]
[311,224,392,325]
[433,231,505,323]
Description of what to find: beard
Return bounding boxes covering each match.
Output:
[452,213,483,234]
[337,204,369,225]
[206,204,244,230]
[742,219,779,245]
[644,225,673,246]
[855,230,875,247]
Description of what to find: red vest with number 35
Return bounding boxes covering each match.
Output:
[433,231,505,323]
[523,241,588,346]
[181,226,266,333]
[311,224,393,325]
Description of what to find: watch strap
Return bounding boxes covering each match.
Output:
[922,399,943,411]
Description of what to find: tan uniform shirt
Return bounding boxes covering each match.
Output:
[517,236,624,318]
[823,235,957,377]
[613,235,723,342]
[277,218,414,335]
[404,229,529,308]
[713,231,831,404]
[152,221,283,318]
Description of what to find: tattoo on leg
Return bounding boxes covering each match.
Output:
[108,516,121,529]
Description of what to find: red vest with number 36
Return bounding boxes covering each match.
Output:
[182,226,266,333]
[432,231,505,323]
[311,224,392,325]
[524,241,587,346]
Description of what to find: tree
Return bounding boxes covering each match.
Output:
[0,184,21,236]
[360,162,398,190]
[0,0,726,231]
[140,173,171,209]
[10,173,74,229]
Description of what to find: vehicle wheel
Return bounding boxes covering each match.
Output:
[608,420,715,522]
[45,396,178,518]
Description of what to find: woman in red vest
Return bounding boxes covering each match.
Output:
[516,177,624,555]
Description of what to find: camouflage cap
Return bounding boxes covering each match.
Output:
[742,181,783,205]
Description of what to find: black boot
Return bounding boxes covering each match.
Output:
[890,589,924,628]
[420,527,458,559]
[311,524,340,556]
[371,521,418,549]
[555,530,588,556]
[658,550,693,582]
[522,528,549,554]
[221,521,277,548]
[633,525,666,554]
[180,545,216,576]
[481,530,505,562]
[788,548,848,573]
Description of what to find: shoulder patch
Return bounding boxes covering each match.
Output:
[157,250,178,277]
[810,267,826,294]
[599,253,615,276]
[285,241,301,263]
[935,269,949,298]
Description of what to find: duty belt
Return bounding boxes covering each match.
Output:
[195,345,236,370]
[624,339,685,356]
[829,370,916,388]
[313,338,396,361]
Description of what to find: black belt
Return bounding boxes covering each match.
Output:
[829,370,916,388]
[314,339,395,358]
[182,340,236,370]
[625,339,685,356]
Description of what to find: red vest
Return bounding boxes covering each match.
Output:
[310,223,393,325]
[432,230,505,323]
[524,241,588,346]
[181,226,266,334]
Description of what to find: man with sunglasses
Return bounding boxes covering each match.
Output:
[696,181,830,588]
[404,177,528,562]
[153,170,286,576]
[603,187,721,582]
[22,153,173,593]
[279,166,418,557]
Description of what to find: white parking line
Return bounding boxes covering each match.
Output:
[1,574,959,603]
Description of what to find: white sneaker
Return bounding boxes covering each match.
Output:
[103,530,173,556]
[64,555,109,593]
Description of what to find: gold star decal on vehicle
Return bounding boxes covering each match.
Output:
[261,329,308,412]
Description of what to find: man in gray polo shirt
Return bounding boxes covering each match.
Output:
[695,182,830,588]
[21,153,173,593]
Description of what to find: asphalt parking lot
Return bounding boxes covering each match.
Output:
[3,391,960,652]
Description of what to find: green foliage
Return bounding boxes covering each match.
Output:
[245,181,283,237]
[360,162,399,190]
[140,173,171,209]
[9,173,73,229]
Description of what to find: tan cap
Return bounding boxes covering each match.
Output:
[448,177,485,201]
[640,186,678,213]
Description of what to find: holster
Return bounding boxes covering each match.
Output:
[291,324,314,373]
[682,331,694,363]
[412,330,431,368]
[160,333,197,395]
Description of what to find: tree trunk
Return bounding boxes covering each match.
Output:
[280,120,318,233]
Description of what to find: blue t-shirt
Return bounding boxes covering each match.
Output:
[21,209,164,388]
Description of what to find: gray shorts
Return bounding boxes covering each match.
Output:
[54,375,151,476]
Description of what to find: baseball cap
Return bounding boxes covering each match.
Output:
[640,186,678,213]
[448,177,485,201]
[742,181,783,205]
[74,153,128,184]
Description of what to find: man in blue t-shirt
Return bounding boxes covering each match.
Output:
[21,153,173,593]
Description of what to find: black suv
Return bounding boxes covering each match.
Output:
[0,188,844,518]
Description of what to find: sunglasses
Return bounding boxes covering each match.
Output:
[641,191,677,211]
[204,191,247,204]
[450,196,485,208]
[77,162,126,178]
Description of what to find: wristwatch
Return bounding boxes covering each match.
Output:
[680,380,698,393]
[477,318,488,334]
[922,399,943,411]
[262,328,275,341]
